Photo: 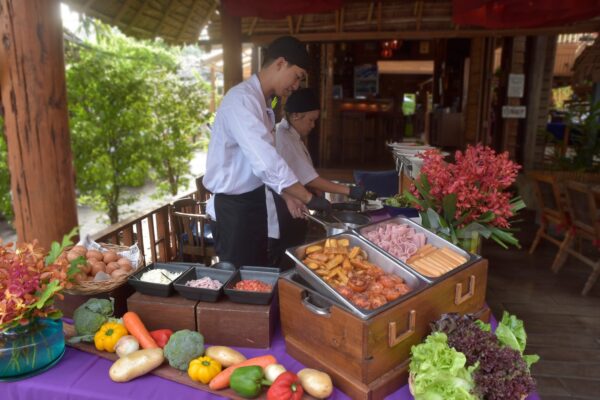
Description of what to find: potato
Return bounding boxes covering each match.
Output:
[205,346,246,367]
[103,251,119,264]
[86,250,104,261]
[109,348,164,382]
[297,368,333,399]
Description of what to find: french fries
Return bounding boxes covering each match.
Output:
[301,238,375,287]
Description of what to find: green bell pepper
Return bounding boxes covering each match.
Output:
[230,365,271,398]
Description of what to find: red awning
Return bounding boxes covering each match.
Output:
[453,0,600,29]
[221,0,343,20]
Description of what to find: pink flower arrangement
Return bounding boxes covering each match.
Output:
[407,145,524,250]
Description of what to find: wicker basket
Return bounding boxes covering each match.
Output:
[64,242,144,295]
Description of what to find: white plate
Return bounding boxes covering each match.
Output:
[364,199,383,211]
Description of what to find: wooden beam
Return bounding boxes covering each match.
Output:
[377,1,382,32]
[113,0,136,23]
[335,10,340,33]
[241,20,600,44]
[415,1,423,31]
[367,2,374,25]
[295,15,303,33]
[175,0,201,41]
[340,7,345,33]
[126,0,151,30]
[221,6,243,92]
[248,17,259,35]
[153,0,179,36]
[198,1,218,34]
[0,0,78,247]
[287,16,293,35]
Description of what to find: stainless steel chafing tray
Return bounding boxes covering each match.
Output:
[285,231,428,320]
[356,216,480,282]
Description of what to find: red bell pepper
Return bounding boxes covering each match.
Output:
[149,329,173,348]
[267,371,303,400]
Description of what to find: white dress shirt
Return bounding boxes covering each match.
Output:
[203,74,299,197]
[267,118,319,239]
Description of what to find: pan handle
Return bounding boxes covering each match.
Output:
[303,212,329,229]
[301,292,331,317]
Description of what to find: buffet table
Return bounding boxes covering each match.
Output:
[3,317,541,400]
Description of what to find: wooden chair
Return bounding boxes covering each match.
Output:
[195,174,211,205]
[554,181,600,295]
[528,172,573,271]
[170,198,216,264]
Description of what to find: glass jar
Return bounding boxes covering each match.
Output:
[0,318,65,380]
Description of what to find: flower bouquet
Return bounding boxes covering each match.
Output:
[406,145,525,252]
[0,228,85,379]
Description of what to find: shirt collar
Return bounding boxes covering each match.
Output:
[281,118,302,141]
[249,74,275,111]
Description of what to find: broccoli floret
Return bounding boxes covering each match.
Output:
[73,298,114,336]
[163,329,204,370]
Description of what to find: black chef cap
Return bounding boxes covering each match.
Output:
[265,36,311,71]
[285,88,319,113]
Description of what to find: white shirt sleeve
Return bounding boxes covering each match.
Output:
[278,140,319,186]
[221,98,298,194]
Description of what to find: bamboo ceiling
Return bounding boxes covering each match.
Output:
[63,0,600,45]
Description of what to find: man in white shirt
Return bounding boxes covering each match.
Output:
[203,36,331,267]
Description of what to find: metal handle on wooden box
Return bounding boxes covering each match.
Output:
[301,294,331,317]
[388,310,416,347]
[454,275,476,305]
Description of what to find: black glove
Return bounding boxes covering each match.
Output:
[307,195,332,212]
[349,185,367,201]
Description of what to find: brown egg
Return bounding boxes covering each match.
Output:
[67,251,82,262]
[91,261,106,276]
[79,263,92,275]
[117,258,132,271]
[103,251,119,264]
[86,250,104,261]
[73,272,87,283]
[72,245,88,255]
[111,269,129,279]
[105,262,119,275]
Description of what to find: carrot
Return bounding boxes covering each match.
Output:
[123,311,159,349]
[208,354,277,390]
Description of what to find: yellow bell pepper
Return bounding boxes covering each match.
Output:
[188,356,222,384]
[94,321,128,353]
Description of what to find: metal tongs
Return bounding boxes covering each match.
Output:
[303,212,348,236]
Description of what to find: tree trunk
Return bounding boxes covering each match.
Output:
[0,0,78,248]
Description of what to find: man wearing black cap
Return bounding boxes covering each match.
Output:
[204,36,331,267]
[266,88,366,265]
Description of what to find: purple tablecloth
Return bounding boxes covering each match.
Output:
[2,316,541,400]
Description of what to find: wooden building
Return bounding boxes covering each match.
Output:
[1,0,600,245]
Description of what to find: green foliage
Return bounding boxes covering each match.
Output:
[66,21,210,223]
[0,117,12,220]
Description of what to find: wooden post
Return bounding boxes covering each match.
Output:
[209,65,216,113]
[0,0,78,248]
[220,6,242,93]
[523,35,556,170]
[318,43,334,167]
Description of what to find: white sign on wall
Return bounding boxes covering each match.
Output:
[502,105,527,119]
[507,73,525,98]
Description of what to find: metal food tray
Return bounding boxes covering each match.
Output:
[285,231,428,320]
[355,216,480,282]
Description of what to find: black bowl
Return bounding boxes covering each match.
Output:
[128,263,192,297]
[223,269,279,305]
[173,266,234,302]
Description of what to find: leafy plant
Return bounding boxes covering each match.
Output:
[406,145,525,251]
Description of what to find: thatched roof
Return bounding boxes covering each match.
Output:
[573,37,600,83]
[63,0,600,46]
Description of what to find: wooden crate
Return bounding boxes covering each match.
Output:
[279,259,488,385]
[196,296,278,348]
[127,292,197,332]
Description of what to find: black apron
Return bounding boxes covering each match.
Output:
[268,190,308,268]
[214,185,268,267]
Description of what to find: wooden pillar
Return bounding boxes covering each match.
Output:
[220,6,242,93]
[0,0,78,248]
[209,65,216,113]
[318,43,334,167]
[523,35,557,170]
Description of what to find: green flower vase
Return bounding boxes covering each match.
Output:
[0,318,65,381]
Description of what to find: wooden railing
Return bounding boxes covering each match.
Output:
[92,191,199,264]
